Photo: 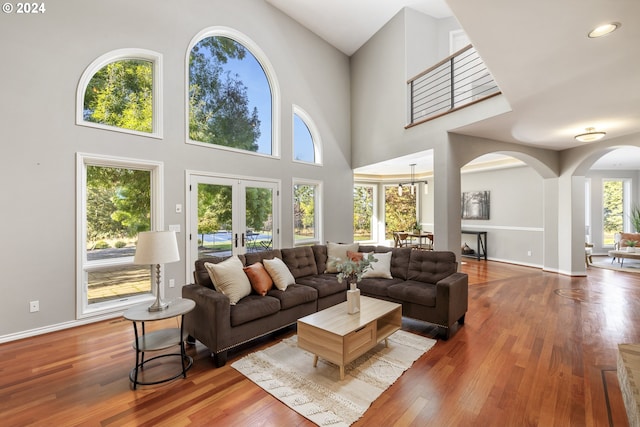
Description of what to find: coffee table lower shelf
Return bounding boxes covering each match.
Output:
[297,296,402,380]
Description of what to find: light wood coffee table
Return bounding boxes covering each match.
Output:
[297,296,402,379]
[608,250,640,267]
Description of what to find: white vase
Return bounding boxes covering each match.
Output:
[347,282,360,314]
[627,246,635,252]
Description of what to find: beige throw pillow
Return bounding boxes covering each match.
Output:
[326,242,359,273]
[204,256,252,305]
[361,251,393,279]
[263,257,296,290]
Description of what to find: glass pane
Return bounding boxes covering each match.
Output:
[384,186,417,240]
[83,59,153,133]
[294,114,314,162]
[603,180,623,245]
[88,264,151,305]
[354,186,373,241]
[189,36,272,155]
[197,183,233,258]
[294,184,316,241]
[245,187,273,252]
[86,166,151,261]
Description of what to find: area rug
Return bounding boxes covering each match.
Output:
[591,256,640,273]
[231,330,436,426]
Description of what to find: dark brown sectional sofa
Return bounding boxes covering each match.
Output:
[182,244,468,367]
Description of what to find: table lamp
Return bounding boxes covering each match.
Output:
[134,230,180,312]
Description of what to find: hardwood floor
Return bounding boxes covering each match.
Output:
[1,260,637,426]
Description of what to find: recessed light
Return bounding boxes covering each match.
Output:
[575,127,606,142]
[588,22,621,38]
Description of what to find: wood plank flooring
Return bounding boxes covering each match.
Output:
[0,260,637,426]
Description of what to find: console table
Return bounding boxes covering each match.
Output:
[461,230,487,260]
[123,298,195,389]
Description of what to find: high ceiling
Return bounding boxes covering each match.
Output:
[266,0,640,172]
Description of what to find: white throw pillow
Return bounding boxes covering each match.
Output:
[204,256,252,305]
[263,257,296,290]
[326,242,359,273]
[361,251,393,279]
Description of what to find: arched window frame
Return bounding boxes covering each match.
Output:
[292,104,323,165]
[185,26,281,158]
[76,48,164,139]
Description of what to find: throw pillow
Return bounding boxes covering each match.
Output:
[263,257,296,291]
[361,251,393,279]
[243,262,273,296]
[204,256,252,305]
[326,242,359,273]
[347,250,364,262]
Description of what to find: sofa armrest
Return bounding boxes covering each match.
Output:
[182,284,231,354]
[435,272,468,325]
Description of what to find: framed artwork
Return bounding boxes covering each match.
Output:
[462,191,490,220]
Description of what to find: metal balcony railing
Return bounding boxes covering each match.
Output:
[406,44,501,127]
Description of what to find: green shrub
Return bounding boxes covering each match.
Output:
[94,241,110,249]
[114,241,127,248]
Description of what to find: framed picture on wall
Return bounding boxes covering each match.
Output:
[462,191,490,220]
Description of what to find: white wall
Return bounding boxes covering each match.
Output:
[0,0,352,338]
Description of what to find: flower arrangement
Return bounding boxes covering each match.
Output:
[336,253,378,286]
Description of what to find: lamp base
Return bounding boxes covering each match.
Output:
[148,299,169,312]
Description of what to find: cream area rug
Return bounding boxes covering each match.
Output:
[591,256,640,273]
[231,330,436,426]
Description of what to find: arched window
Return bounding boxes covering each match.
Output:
[77,49,163,138]
[293,105,322,164]
[187,27,279,157]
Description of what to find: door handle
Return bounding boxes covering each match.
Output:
[242,233,246,247]
[234,233,238,248]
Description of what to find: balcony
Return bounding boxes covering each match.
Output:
[407,44,501,128]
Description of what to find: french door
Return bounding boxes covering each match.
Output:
[188,173,279,269]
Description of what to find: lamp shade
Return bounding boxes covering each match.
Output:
[134,231,180,265]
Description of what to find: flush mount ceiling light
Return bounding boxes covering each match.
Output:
[575,127,606,142]
[588,22,621,38]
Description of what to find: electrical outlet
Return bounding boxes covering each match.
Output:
[169,279,175,288]
[30,300,39,313]
[527,251,532,256]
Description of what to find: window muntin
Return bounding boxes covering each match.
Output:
[354,184,376,242]
[188,28,278,156]
[292,105,322,164]
[77,49,163,138]
[77,153,163,317]
[293,180,321,245]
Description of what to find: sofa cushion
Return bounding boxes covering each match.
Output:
[311,245,328,274]
[230,295,281,326]
[281,247,318,278]
[295,274,347,298]
[407,250,458,284]
[244,249,282,266]
[204,256,252,305]
[267,284,318,310]
[358,246,411,280]
[387,280,437,307]
[326,242,359,273]
[263,257,296,290]
[362,251,393,279]
[194,255,246,289]
[357,277,403,297]
[243,262,273,296]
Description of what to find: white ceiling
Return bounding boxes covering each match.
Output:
[266,0,640,173]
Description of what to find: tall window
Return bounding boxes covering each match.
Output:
[77,49,163,138]
[602,179,630,245]
[354,184,376,242]
[293,105,322,164]
[384,185,417,240]
[293,180,321,245]
[77,154,163,317]
[188,28,278,156]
